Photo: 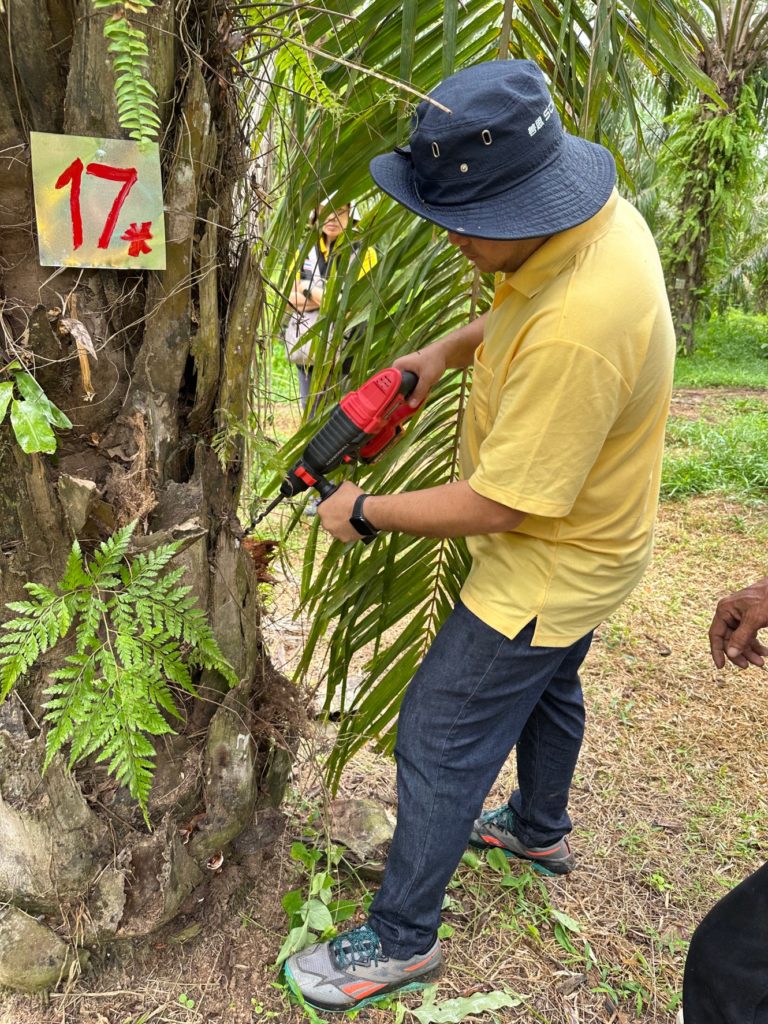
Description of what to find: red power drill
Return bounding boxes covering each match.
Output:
[247,368,420,537]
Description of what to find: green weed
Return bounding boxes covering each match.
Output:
[662,401,768,500]
[617,821,652,857]
[675,311,768,387]
[275,841,356,966]
[646,871,674,894]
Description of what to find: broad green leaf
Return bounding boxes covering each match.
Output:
[12,371,72,429]
[282,887,307,916]
[0,381,13,423]
[551,908,582,933]
[410,984,526,1023]
[328,898,357,923]
[291,842,323,869]
[10,399,57,454]
[276,924,310,967]
[486,847,512,874]
[460,850,480,869]
[303,899,334,933]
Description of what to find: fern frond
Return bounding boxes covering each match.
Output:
[3,521,237,823]
[100,728,156,816]
[43,651,99,769]
[274,39,344,120]
[0,588,74,701]
[120,542,182,588]
[89,520,136,582]
[96,1,160,145]
[62,541,90,591]
[75,590,109,655]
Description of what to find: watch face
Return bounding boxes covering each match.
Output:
[351,514,376,537]
[350,495,378,537]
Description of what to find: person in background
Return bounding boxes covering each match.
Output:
[681,576,768,1023]
[284,201,376,412]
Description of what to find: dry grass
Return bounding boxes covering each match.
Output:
[3,429,768,1023]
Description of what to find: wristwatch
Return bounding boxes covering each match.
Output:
[349,493,379,540]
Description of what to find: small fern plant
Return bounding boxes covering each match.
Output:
[0,521,238,824]
[93,0,161,145]
[274,38,345,121]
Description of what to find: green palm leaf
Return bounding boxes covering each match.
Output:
[246,0,723,787]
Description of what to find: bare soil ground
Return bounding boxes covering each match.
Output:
[669,386,768,418]
[3,392,768,1024]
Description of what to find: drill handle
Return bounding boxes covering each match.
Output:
[315,476,337,500]
[399,370,418,398]
[314,478,374,545]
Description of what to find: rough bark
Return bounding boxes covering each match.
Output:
[0,0,296,990]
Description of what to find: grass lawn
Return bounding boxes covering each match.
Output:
[663,395,768,501]
[674,311,768,389]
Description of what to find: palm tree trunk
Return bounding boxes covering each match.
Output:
[0,0,293,989]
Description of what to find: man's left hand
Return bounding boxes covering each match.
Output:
[317,480,367,543]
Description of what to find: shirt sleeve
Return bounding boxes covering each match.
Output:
[468,339,630,518]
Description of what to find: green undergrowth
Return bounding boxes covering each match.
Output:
[662,397,768,501]
[268,815,679,1021]
[674,311,768,388]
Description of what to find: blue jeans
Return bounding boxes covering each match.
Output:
[368,601,593,958]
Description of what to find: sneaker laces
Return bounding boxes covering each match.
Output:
[481,804,517,834]
[331,924,388,971]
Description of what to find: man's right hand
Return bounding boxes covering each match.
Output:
[392,347,447,408]
[392,313,488,408]
[709,576,768,669]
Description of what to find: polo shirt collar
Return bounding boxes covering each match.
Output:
[503,190,619,299]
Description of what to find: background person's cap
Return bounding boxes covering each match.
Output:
[369,60,616,240]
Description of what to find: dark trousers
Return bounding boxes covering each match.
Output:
[367,601,593,958]
[296,365,312,410]
[683,860,768,1023]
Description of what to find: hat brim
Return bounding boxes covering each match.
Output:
[370,136,616,240]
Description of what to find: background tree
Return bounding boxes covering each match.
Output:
[656,0,768,351]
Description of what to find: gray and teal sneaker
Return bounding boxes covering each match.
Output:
[469,804,576,875]
[284,923,442,1012]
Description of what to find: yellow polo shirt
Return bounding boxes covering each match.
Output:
[459,191,675,646]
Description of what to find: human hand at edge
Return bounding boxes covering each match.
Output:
[709,576,768,669]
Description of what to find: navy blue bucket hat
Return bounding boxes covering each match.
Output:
[370,60,616,240]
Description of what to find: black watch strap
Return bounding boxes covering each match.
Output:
[349,493,379,539]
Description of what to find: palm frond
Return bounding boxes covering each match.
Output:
[241,0,726,787]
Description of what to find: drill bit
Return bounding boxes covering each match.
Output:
[246,493,284,533]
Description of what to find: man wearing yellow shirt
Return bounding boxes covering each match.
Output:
[285,59,675,1012]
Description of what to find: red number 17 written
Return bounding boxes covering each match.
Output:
[55,158,138,251]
